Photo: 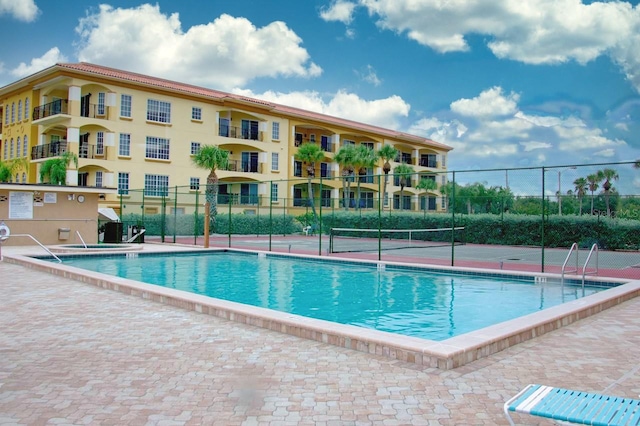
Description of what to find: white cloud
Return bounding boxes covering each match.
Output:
[0,0,39,22]
[234,88,410,130]
[320,0,357,24]
[555,126,627,151]
[450,87,519,117]
[520,141,552,152]
[514,111,586,128]
[75,4,321,90]
[593,149,616,157]
[11,47,68,78]
[359,0,640,92]
[356,65,381,86]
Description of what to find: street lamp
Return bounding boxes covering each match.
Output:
[558,166,577,215]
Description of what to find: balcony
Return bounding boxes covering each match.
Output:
[218,193,259,205]
[218,123,263,141]
[33,99,68,120]
[31,141,68,160]
[79,144,106,159]
[420,158,438,168]
[221,160,261,173]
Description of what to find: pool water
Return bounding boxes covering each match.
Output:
[59,252,607,341]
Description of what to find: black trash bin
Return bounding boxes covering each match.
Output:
[131,225,145,243]
[103,222,123,243]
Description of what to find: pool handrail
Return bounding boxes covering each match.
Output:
[76,230,88,248]
[582,243,599,289]
[561,243,579,285]
[5,234,62,263]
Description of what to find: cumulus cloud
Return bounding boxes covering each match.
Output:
[320,0,357,24]
[11,47,68,78]
[234,88,410,130]
[358,0,640,92]
[520,141,552,152]
[450,87,519,117]
[0,0,39,22]
[74,4,322,90]
[356,65,381,86]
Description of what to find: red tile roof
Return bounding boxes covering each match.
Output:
[57,62,451,150]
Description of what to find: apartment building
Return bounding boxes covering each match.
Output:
[0,62,452,215]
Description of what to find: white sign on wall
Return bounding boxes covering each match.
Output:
[44,193,57,203]
[9,192,34,219]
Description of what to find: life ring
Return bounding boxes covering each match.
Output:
[0,224,10,242]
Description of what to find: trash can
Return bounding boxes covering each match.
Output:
[131,225,145,243]
[103,222,123,243]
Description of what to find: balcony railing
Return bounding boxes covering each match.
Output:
[31,141,68,160]
[218,124,263,141]
[79,144,105,159]
[33,100,68,120]
[217,194,259,205]
[81,103,107,119]
[420,158,438,168]
[222,160,261,173]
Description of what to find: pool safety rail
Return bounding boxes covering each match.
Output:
[562,243,599,286]
[0,233,62,263]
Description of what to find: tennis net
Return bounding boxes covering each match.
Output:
[329,227,465,253]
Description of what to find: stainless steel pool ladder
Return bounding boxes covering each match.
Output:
[561,243,599,287]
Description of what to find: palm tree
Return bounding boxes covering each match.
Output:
[294,142,324,222]
[353,144,378,209]
[394,163,414,211]
[377,144,398,209]
[573,177,587,216]
[334,144,357,210]
[192,145,229,228]
[601,168,619,217]
[0,157,28,183]
[586,172,602,215]
[39,151,78,185]
[416,177,438,216]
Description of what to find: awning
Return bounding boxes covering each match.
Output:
[98,207,120,222]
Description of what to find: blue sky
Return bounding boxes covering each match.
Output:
[2,0,640,194]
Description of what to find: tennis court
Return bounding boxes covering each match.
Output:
[152,233,640,280]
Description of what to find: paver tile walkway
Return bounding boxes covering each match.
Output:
[1,249,639,425]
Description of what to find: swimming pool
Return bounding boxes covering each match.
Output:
[55,251,608,341]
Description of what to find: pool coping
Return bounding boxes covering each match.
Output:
[5,248,639,370]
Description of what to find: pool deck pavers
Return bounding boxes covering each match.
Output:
[1,244,639,425]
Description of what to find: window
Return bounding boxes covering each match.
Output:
[271,183,278,202]
[362,142,374,150]
[272,122,280,140]
[321,135,331,152]
[144,174,169,196]
[22,173,26,183]
[190,177,200,190]
[10,139,14,159]
[118,172,130,195]
[294,132,303,146]
[190,142,201,155]
[119,133,131,156]
[120,94,132,117]
[441,155,446,168]
[11,102,15,123]
[441,175,446,186]
[309,134,316,143]
[320,162,330,178]
[342,139,355,146]
[191,107,202,121]
[18,100,22,121]
[294,160,302,177]
[3,139,7,159]
[219,118,230,137]
[241,119,259,140]
[145,136,170,160]
[271,152,279,171]
[146,99,171,123]
[96,131,104,155]
[4,107,8,126]
[241,152,258,172]
[97,92,106,115]
[95,171,103,187]
[15,138,20,159]
[240,183,258,204]
[23,136,28,157]
[420,154,437,168]
[24,97,29,120]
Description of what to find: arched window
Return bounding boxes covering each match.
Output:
[18,100,22,121]
[25,97,29,120]
[22,172,27,183]
[10,138,14,159]
[11,102,15,123]
[23,135,28,157]
[15,137,20,158]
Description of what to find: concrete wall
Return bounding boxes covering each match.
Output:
[0,185,101,246]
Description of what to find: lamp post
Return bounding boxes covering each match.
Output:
[558,166,577,215]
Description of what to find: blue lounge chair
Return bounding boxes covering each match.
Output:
[504,384,640,425]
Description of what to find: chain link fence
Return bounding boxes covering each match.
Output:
[104,161,640,279]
